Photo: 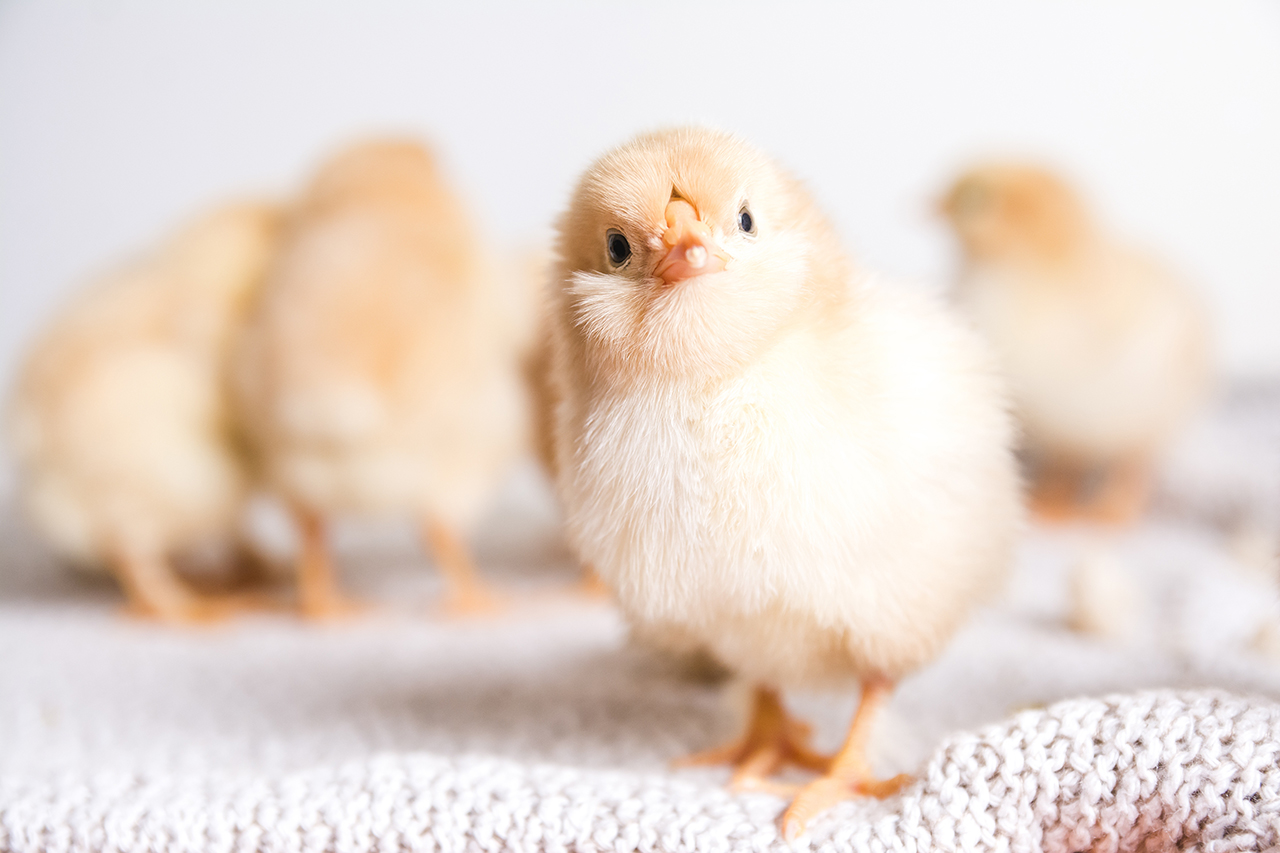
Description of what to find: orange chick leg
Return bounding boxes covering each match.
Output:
[293,508,363,620]
[1028,458,1085,524]
[111,547,236,624]
[576,564,612,599]
[781,677,912,840]
[1084,457,1151,526]
[674,686,829,792]
[422,518,503,617]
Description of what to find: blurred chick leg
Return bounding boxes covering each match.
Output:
[421,518,503,617]
[1085,456,1151,526]
[293,507,362,619]
[781,677,911,839]
[674,686,829,790]
[1028,456,1085,523]
[111,546,232,624]
[576,564,612,599]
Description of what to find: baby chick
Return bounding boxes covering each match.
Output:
[545,127,1019,837]
[232,139,527,618]
[940,164,1210,524]
[7,202,281,622]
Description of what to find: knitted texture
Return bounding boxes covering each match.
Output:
[1,389,1278,853]
[2,692,1277,853]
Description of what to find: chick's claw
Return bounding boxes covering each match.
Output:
[781,771,912,840]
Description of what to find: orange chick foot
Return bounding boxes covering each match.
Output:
[575,565,612,600]
[674,687,829,790]
[299,591,368,621]
[779,675,911,838]
[780,771,912,840]
[122,590,260,625]
[432,584,506,619]
[115,551,263,626]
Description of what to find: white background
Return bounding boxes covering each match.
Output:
[2,0,1278,410]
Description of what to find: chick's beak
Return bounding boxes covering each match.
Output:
[655,199,728,285]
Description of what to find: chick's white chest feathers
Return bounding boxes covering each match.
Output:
[560,293,1018,688]
[572,341,830,611]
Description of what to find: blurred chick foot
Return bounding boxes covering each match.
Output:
[780,678,912,840]
[298,590,369,621]
[575,565,613,600]
[431,583,508,619]
[293,511,367,621]
[1081,458,1151,526]
[114,550,244,625]
[674,687,829,788]
[1027,460,1085,524]
[422,518,506,619]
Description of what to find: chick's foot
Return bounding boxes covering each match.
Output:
[433,583,507,618]
[674,686,829,790]
[1027,460,1085,524]
[423,518,507,619]
[294,508,367,621]
[114,551,243,625]
[575,565,613,599]
[780,677,912,840]
[1081,457,1150,526]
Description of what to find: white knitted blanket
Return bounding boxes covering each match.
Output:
[1,388,1279,853]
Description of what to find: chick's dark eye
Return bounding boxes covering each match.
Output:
[606,230,631,265]
[739,208,755,234]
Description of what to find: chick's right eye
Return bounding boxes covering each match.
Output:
[606,230,631,266]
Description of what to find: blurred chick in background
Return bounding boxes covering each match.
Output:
[940,164,1210,525]
[232,139,528,619]
[6,203,281,622]
[546,127,1019,836]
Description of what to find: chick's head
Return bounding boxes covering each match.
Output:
[555,127,843,379]
[940,163,1091,264]
[303,138,445,210]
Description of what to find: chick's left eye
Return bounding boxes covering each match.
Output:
[739,208,755,234]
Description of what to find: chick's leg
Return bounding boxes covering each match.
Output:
[1084,456,1150,526]
[422,518,502,617]
[674,686,829,790]
[576,564,612,599]
[781,677,911,840]
[294,508,362,620]
[112,547,233,624]
[1028,456,1085,523]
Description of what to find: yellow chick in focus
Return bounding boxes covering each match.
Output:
[232,140,527,618]
[7,202,281,621]
[940,164,1210,524]
[545,128,1020,836]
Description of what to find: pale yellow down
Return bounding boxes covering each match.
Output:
[7,202,282,565]
[941,164,1210,465]
[546,127,1021,688]
[232,139,527,530]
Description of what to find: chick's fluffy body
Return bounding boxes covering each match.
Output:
[548,129,1019,687]
[943,165,1209,463]
[233,141,525,528]
[8,203,281,563]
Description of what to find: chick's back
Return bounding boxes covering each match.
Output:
[8,203,281,562]
[233,141,526,524]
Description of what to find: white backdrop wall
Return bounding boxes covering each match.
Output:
[1,0,1278,410]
